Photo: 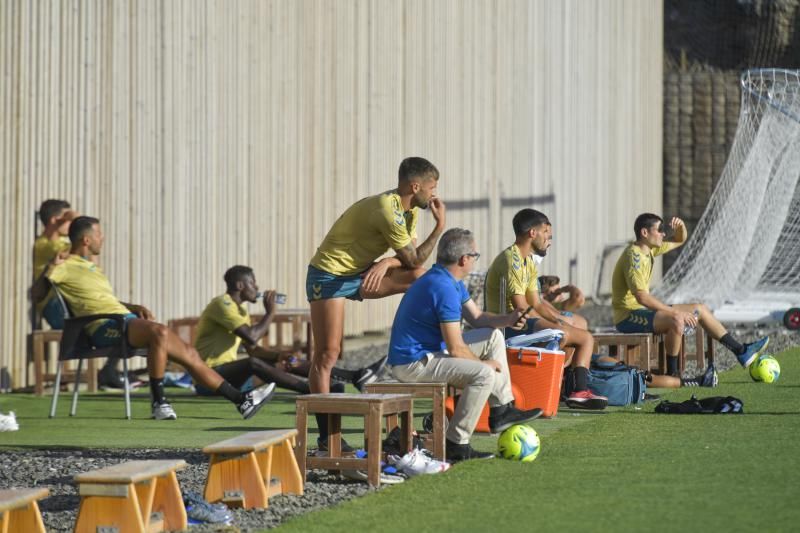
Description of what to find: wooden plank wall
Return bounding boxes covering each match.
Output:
[0,0,663,389]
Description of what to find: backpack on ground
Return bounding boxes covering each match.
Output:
[655,395,744,414]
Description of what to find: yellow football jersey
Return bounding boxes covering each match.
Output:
[46,255,131,333]
[33,234,71,311]
[33,234,71,278]
[485,244,538,314]
[611,242,678,323]
[194,294,251,368]
[310,190,419,276]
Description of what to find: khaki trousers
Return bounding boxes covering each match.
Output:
[390,328,513,444]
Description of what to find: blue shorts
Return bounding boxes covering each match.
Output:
[504,317,540,339]
[305,265,364,302]
[90,313,138,347]
[615,309,657,334]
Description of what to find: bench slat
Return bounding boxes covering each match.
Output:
[74,460,186,484]
[203,429,298,454]
[0,488,49,513]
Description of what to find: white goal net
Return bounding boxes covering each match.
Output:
[657,69,800,312]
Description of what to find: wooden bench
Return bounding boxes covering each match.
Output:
[365,382,447,461]
[0,488,49,533]
[295,393,414,487]
[73,459,187,533]
[168,308,313,358]
[592,332,653,369]
[32,330,98,395]
[203,429,304,509]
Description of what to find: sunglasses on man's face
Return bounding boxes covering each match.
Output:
[465,252,481,260]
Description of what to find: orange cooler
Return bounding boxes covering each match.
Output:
[505,346,565,418]
[445,347,566,433]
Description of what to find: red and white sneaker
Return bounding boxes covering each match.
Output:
[566,389,608,410]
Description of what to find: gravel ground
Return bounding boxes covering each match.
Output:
[2,312,796,532]
[0,447,377,532]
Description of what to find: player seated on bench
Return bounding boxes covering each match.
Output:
[193,265,386,396]
[32,199,127,390]
[31,216,276,421]
[611,213,770,377]
[388,228,542,462]
[485,209,607,410]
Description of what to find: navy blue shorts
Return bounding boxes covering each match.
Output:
[615,309,657,334]
[90,313,138,347]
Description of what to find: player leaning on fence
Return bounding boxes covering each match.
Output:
[611,213,770,374]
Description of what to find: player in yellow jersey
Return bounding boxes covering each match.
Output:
[485,209,607,410]
[611,213,769,376]
[307,157,446,451]
[194,266,386,395]
[31,199,127,390]
[32,217,276,421]
[32,199,76,328]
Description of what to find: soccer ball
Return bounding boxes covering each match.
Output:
[497,424,540,462]
[749,355,780,383]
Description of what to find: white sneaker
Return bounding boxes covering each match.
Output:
[151,402,177,420]
[390,449,450,476]
[340,469,405,484]
[0,411,19,432]
[238,382,276,419]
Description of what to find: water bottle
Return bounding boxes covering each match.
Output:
[683,310,699,336]
[256,292,287,304]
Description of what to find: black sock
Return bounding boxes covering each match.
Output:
[216,381,245,405]
[720,334,745,355]
[149,378,166,405]
[316,414,329,441]
[667,356,680,376]
[574,367,589,391]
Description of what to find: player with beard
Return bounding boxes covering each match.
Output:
[485,209,607,410]
[306,157,447,451]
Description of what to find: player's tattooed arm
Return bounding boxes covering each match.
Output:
[395,229,442,268]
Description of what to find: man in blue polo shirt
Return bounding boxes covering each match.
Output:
[389,228,542,462]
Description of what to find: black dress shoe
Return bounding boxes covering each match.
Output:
[445,440,494,462]
[488,403,543,434]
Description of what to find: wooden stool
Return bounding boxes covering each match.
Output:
[295,393,414,487]
[0,488,49,533]
[365,382,447,461]
[203,429,304,509]
[73,459,187,533]
[592,332,653,369]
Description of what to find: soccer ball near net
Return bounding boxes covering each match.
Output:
[497,424,540,462]
[749,355,781,383]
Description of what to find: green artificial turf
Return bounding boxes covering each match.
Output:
[277,348,800,533]
[1,349,798,533]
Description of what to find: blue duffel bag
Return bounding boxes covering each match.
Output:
[564,358,647,406]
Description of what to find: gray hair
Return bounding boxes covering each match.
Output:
[437,228,475,265]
